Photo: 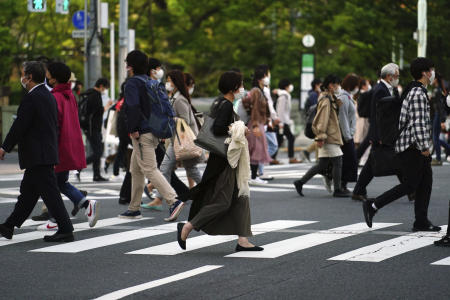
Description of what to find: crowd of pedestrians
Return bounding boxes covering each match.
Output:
[1,52,450,248]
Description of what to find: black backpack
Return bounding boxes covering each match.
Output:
[357,90,372,118]
[78,92,92,132]
[304,104,318,139]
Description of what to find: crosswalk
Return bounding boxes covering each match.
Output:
[1,217,449,267]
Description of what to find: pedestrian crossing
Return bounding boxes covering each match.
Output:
[1,217,449,267]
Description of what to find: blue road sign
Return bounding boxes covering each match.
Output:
[72,11,90,30]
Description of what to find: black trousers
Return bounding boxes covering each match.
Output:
[85,131,104,177]
[274,124,295,158]
[5,165,73,233]
[341,139,358,185]
[374,147,432,225]
[356,134,371,160]
[114,135,131,175]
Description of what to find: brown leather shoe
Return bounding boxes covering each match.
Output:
[270,159,281,165]
[289,158,303,164]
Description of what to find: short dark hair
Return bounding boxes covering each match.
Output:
[47,62,71,84]
[218,71,242,94]
[410,57,434,80]
[184,73,195,87]
[148,58,162,71]
[22,61,46,84]
[341,73,360,92]
[278,78,291,90]
[256,64,270,76]
[311,78,322,89]
[126,50,149,75]
[95,78,110,88]
[321,74,341,91]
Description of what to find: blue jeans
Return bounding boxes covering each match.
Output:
[56,171,86,207]
[259,131,278,175]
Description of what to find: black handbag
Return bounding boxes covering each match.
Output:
[194,99,234,157]
[370,145,399,177]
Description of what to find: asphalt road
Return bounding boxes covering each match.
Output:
[0,155,449,299]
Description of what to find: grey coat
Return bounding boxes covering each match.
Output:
[172,92,198,135]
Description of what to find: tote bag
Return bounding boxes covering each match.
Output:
[173,118,203,161]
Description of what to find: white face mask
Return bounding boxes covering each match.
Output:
[233,87,245,100]
[428,70,435,84]
[71,82,76,90]
[390,77,399,87]
[446,94,450,108]
[165,82,174,92]
[287,85,294,93]
[102,89,109,96]
[262,77,270,87]
[20,76,28,89]
[367,84,372,91]
[350,87,359,95]
[152,68,164,80]
[334,86,341,96]
[189,86,195,96]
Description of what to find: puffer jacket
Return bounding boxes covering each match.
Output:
[312,91,343,146]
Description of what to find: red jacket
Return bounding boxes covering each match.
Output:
[52,83,87,173]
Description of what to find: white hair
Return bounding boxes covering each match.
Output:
[380,63,399,79]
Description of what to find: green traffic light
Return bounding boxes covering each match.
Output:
[33,0,44,10]
[63,0,69,11]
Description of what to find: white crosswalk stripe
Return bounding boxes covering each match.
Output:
[329,226,447,262]
[127,220,317,256]
[30,223,177,253]
[0,217,151,247]
[431,256,450,265]
[226,222,400,259]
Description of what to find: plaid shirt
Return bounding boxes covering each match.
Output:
[395,85,432,153]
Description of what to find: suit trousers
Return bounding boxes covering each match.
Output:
[6,165,73,233]
[129,133,177,211]
[85,131,104,177]
[374,147,432,225]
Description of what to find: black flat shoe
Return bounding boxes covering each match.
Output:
[412,224,441,232]
[93,176,109,182]
[294,180,304,197]
[235,244,264,252]
[43,232,74,242]
[31,211,50,221]
[362,199,376,228]
[177,223,186,250]
[0,224,13,240]
[118,197,130,205]
[435,235,450,247]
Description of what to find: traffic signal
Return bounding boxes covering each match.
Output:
[28,0,47,12]
[56,0,70,15]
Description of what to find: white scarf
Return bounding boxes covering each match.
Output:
[225,120,250,197]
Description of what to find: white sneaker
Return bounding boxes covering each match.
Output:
[37,220,58,231]
[249,177,268,185]
[85,200,99,228]
[322,175,332,194]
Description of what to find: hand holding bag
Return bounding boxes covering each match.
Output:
[173,118,203,161]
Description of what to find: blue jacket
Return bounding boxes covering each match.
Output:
[124,75,152,134]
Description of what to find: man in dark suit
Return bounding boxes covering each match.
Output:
[352,63,402,201]
[0,61,74,242]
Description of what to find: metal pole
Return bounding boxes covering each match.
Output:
[84,0,88,89]
[118,0,128,87]
[417,0,427,57]
[110,22,115,100]
[87,0,102,88]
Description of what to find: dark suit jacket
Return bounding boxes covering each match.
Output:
[1,84,59,169]
[368,81,396,143]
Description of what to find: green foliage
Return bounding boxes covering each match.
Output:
[1,0,449,98]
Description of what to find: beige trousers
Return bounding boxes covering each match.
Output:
[129,133,177,211]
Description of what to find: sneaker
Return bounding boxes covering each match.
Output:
[85,200,99,227]
[37,220,58,231]
[31,211,50,221]
[164,200,184,222]
[293,180,304,197]
[259,175,274,181]
[322,176,332,194]
[118,210,142,219]
[248,177,268,185]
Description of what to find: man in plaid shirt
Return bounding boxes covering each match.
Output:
[363,57,441,232]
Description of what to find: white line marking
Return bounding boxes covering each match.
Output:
[93,265,223,300]
[127,220,317,256]
[30,222,177,253]
[249,187,293,192]
[329,226,447,262]
[0,217,151,247]
[226,222,400,258]
[431,256,450,266]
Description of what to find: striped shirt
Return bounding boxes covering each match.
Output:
[395,85,431,153]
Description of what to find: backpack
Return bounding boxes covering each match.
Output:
[78,92,92,132]
[357,90,372,118]
[304,104,317,139]
[136,77,175,139]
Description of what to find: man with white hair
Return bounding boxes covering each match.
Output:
[352,63,402,201]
